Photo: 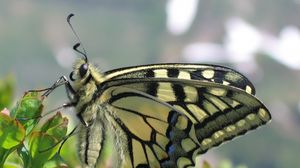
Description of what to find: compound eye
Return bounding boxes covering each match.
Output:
[79,63,88,78]
[69,71,76,81]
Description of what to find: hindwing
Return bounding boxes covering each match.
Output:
[102,86,195,167]
[98,77,271,168]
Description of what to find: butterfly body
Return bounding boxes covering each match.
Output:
[68,58,271,168]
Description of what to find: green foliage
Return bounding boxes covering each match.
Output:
[0,86,69,168]
[42,154,69,168]
[0,113,25,150]
[0,74,14,110]
[40,113,68,142]
[28,132,59,167]
[0,113,25,166]
[10,92,43,134]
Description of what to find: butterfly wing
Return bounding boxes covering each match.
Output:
[104,63,256,95]
[99,78,271,168]
[102,86,194,167]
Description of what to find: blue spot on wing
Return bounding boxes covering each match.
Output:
[168,110,179,126]
[167,144,176,155]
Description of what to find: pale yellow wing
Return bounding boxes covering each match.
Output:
[99,78,271,168]
[102,86,194,167]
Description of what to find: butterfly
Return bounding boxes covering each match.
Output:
[42,14,271,168]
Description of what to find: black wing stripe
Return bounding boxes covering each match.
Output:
[195,105,250,141]
[172,83,186,101]
[147,82,159,98]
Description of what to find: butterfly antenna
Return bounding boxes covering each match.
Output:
[67,13,88,62]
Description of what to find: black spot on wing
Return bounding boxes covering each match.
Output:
[167,68,179,78]
[213,70,226,83]
[145,70,155,78]
[190,70,205,80]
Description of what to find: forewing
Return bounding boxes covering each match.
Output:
[104,63,256,95]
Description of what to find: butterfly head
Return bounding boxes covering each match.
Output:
[69,57,105,91]
[69,58,90,86]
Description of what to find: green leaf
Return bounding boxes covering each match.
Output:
[0,148,17,168]
[40,112,68,142]
[0,113,25,167]
[28,132,58,168]
[17,146,31,168]
[3,150,23,168]
[3,162,23,168]
[10,92,43,134]
[0,74,15,110]
[43,153,69,168]
[0,113,25,149]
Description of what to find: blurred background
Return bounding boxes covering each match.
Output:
[1,0,300,168]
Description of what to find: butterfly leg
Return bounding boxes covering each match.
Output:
[39,76,93,126]
[32,76,94,126]
[40,102,76,118]
[27,75,78,102]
